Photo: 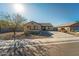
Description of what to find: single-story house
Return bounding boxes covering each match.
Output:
[24,21,53,31]
[58,22,79,32]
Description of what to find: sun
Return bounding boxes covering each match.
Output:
[13,4,25,14]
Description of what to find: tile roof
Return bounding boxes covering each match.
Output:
[58,22,76,27]
[25,21,53,27]
[40,23,53,26]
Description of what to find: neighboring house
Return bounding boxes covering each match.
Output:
[58,22,79,32]
[24,21,53,31]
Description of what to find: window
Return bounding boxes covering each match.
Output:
[42,26,46,30]
[34,26,38,30]
[48,26,50,29]
[27,26,31,30]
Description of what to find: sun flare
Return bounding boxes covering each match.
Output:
[13,4,25,14]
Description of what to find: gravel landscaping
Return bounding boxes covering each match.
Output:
[0,31,79,56]
[0,39,49,56]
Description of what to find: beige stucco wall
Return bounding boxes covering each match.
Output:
[58,27,71,32]
[64,27,71,32]
[58,27,62,31]
[24,22,41,32]
[24,22,53,31]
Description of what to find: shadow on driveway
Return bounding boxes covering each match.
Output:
[29,31,53,37]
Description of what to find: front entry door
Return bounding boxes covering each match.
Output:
[42,26,46,30]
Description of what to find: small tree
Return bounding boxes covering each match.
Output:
[3,14,27,55]
[4,14,26,40]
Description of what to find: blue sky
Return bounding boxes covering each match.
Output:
[0,3,79,26]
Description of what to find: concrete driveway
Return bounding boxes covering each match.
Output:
[33,31,79,56]
[50,31,76,38]
[33,31,79,42]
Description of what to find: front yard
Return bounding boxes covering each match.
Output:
[67,32,79,37]
[0,31,53,40]
[0,31,79,55]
